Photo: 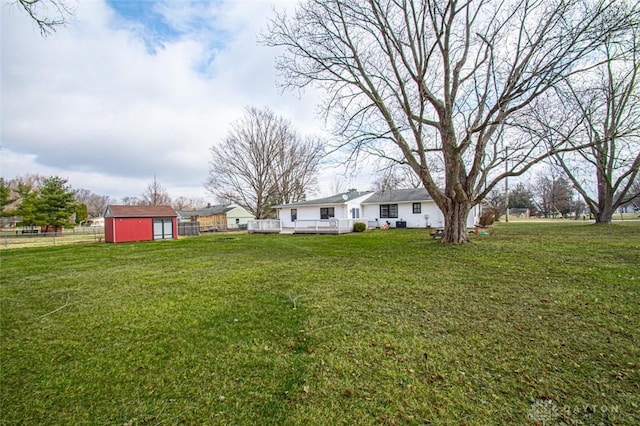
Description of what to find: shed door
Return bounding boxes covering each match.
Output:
[153,218,174,240]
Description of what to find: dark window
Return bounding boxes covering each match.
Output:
[413,203,421,214]
[320,207,335,219]
[380,204,398,218]
[351,208,360,219]
[291,208,297,222]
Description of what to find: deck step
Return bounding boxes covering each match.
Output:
[279,229,295,234]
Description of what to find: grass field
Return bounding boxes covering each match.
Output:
[1,222,638,425]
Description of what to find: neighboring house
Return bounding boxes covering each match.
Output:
[104,205,177,243]
[0,215,20,229]
[508,208,530,219]
[254,188,480,234]
[275,191,373,229]
[86,217,104,227]
[224,204,255,229]
[177,204,255,232]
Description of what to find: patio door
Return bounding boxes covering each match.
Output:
[153,218,174,240]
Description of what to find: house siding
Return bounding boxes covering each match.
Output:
[362,202,480,229]
[272,191,482,232]
[226,206,255,228]
[362,201,446,228]
[278,193,373,228]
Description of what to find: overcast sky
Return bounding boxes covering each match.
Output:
[1,0,374,203]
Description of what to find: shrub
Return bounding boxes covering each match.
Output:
[478,209,497,227]
[353,222,367,232]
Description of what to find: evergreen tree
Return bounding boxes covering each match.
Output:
[509,182,536,212]
[35,177,76,229]
[0,178,16,216]
[14,183,39,228]
[74,203,88,224]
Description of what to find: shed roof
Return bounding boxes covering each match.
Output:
[274,191,373,208]
[105,205,178,218]
[361,188,433,204]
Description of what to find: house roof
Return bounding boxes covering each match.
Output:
[361,188,433,204]
[177,205,234,218]
[273,191,373,208]
[105,205,177,218]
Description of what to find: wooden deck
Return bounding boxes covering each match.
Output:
[248,219,357,234]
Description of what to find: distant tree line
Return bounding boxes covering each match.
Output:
[0,174,211,230]
[1,175,79,230]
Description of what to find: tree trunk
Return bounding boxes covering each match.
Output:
[441,200,471,244]
[594,171,614,224]
[594,195,614,224]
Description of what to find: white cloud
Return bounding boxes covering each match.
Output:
[1,0,348,203]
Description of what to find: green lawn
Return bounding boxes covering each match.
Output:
[1,223,638,425]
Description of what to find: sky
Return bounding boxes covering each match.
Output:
[1,0,374,203]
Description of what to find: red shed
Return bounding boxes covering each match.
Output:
[104,205,178,243]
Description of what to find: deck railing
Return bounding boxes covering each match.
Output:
[247,219,282,233]
[293,219,356,234]
[248,219,359,234]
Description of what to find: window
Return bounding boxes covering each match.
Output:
[320,207,335,219]
[413,203,421,214]
[380,204,398,218]
[351,208,360,219]
[291,208,297,222]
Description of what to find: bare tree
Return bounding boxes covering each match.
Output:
[625,178,640,211]
[264,0,634,243]
[14,0,75,36]
[329,175,347,195]
[485,189,507,221]
[205,106,324,219]
[539,11,640,224]
[120,196,142,206]
[372,163,421,192]
[74,188,114,218]
[172,196,207,211]
[270,134,324,204]
[142,175,172,206]
[533,169,575,218]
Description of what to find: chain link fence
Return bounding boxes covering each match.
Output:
[1,227,105,249]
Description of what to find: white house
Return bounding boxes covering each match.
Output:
[273,191,373,233]
[86,217,105,227]
[254,188,480,233]
[361,188,479,229]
